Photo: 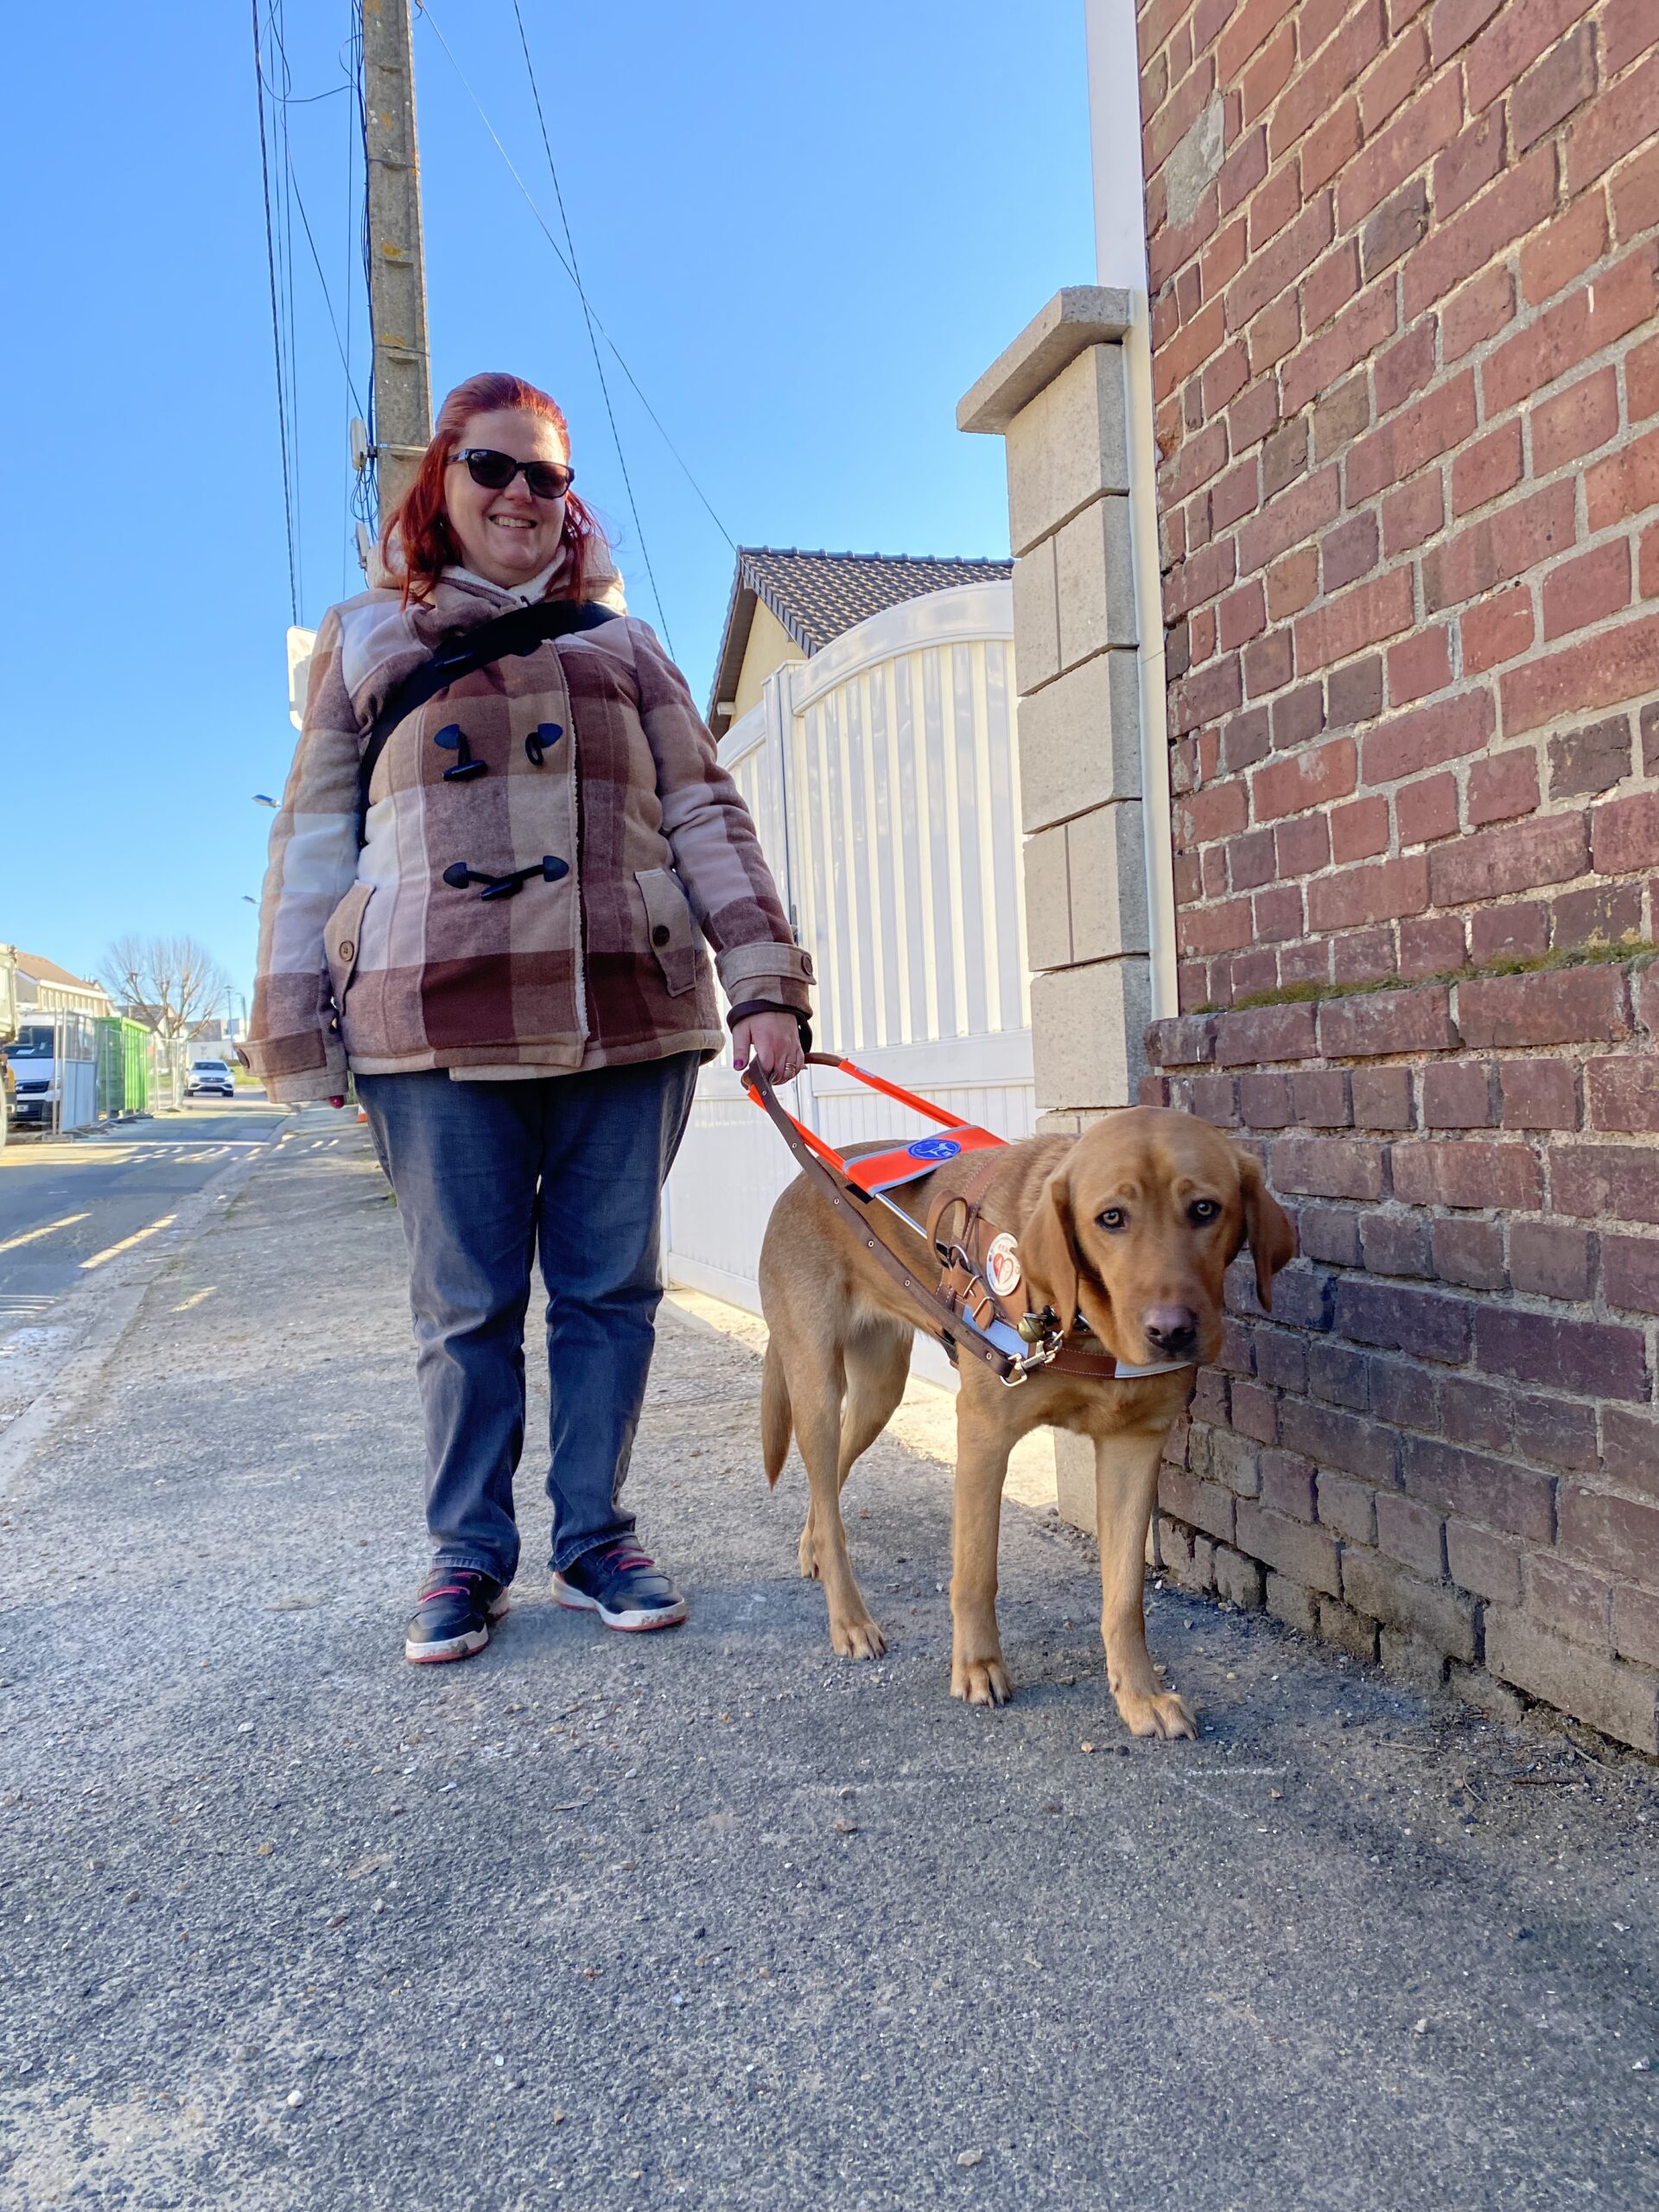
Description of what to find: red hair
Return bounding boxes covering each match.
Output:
[379,372,607,605]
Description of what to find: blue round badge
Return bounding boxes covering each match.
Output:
[907,1136,962,1162]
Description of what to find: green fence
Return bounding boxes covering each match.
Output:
[95,1018,150,1118]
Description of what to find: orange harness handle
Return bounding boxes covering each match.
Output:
[741,1051,985,1176]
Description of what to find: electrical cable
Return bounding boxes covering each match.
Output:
[251,0,300,624]
[257,3,374,584]
[261,6,366,415]
[342,9,359,595]
[416,3,735,557]
[508,0,673,653]
[283,137,366,416]
[254,78,349,105]
[353,2,379,541]
[271,2,306,606]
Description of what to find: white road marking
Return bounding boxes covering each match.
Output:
[2,1137,270,1171]
[0,1212,90,1255]
[79,1215,179,1270]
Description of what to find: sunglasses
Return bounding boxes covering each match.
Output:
[450,448,575,499]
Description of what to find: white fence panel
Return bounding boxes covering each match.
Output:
[664,582,1030,1325]
[658,1065,803,1313]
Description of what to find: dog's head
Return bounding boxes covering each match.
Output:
[1016,1108,1295,1369]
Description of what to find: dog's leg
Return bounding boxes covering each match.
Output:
[1095,1427,1196,1740]
[949,1402,1014,1707]
[798,1325,910,1580]
[792,1355,887,1661]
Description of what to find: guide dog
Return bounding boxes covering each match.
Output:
[758,1109,1295,1738]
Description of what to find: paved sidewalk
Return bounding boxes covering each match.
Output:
[2,1117,1656,2210]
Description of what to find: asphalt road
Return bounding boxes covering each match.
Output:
[1,1116,1656,2210]
[0,1101,289,1330]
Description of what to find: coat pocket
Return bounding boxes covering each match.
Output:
[635,867,698,996]
[322,880,374,1012]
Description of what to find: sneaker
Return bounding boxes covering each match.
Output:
[549,1541,687,1632]
[404,1567,511,1664]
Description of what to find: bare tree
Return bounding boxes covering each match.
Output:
[100,936,233,1107]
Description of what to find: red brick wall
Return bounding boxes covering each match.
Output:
[1135,0,1659,1749]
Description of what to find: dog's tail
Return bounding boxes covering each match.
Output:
[760,1342,792,1487]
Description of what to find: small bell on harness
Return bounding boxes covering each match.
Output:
[1016,1306,1059,1344]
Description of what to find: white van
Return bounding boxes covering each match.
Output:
[3,1024,56,1126]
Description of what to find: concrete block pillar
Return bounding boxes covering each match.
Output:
[960,289,1173,1530]
[959,289,1157,1130]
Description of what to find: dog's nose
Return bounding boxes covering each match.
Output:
[1142,1305,1199,1356]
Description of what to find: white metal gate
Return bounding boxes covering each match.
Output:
[664,582,1032,1332]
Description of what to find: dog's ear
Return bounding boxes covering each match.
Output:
[1020,1164,1081,1331]
[1234,1147,1297,1310]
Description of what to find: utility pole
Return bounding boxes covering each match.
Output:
[361,0,432,520]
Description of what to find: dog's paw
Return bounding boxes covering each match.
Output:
[830,1614,886,1661]
[950,1656,1013,1707]
[797,1525,820,1580]
[1115,1689,1197,1740]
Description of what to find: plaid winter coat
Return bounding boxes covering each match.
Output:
[245,569,812,1103]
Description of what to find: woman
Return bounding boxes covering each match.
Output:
[245,372,810,1664]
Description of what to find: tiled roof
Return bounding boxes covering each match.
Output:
[13,950,103,995]
[708,547,1012,735]
[735,548,1014,655]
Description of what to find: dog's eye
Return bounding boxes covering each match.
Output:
[1190,1198,1220,1224]
[1097,1207,1128,1231]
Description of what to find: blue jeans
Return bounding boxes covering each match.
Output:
[357,1054,699,1584]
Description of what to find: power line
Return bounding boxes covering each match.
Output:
[255,76,349,105]
[251,0,300,624]
[352,5,378,543]
[254,4,374,593]
[261,6,366,416]
[508,0,673,653]
[283,127,365,416]
[270,3,305,606]
[416,3,736,557]
[342,10,360,595]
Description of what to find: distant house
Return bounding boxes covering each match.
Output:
[12,952,111,1020]
[706,548,1013,741]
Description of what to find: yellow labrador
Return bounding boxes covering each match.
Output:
[758,1109,1294,1738]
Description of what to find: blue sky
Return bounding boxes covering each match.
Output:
[1,2,1093,1004]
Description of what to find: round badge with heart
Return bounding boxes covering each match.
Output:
[985,1231,1022,1300]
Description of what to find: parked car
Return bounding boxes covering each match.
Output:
[3,1025,56,1126]
[186,1058,236,1099]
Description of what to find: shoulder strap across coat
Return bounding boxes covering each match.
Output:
[354,598,619,845]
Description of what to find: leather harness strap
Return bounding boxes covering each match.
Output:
[746,1060,1021,1382]
[925,1152,1006,1347]
[744,1058,1166,1389]
[354,599,620,848]
[923,1148,1135,1382]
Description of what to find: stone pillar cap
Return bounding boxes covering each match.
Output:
[957,286,1135,435]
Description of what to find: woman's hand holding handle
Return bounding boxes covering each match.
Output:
[731,1012,804,1087]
